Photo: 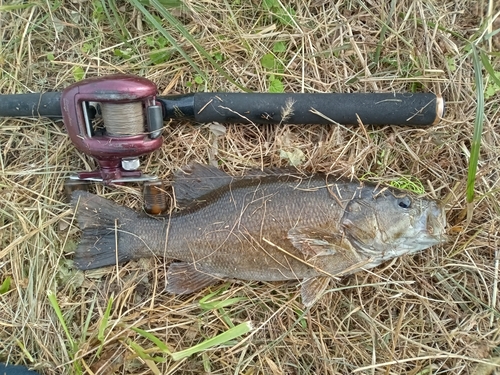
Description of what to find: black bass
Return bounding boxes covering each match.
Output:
[72,164,447,306]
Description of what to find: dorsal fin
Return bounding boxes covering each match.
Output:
[172,163,305,208]
[172,164,232,207]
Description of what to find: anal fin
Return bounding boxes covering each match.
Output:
[300,276,331,307]
[166,262,224,295]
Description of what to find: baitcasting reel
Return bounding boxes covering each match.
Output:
[60,75,164,184]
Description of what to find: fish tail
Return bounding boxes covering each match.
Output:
[71,191,140,270]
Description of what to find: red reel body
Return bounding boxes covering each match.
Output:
[61,74,163,183]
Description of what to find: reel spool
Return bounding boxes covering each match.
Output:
[100,102,145,136]
[61,74,164,184]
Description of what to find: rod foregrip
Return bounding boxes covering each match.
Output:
[191,92,444,126]
[0,92,63,118]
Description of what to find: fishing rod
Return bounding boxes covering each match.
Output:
[0,74,444,187]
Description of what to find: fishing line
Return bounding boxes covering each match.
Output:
[101,102,145,135]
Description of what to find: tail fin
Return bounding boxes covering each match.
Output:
[71,191,139,270]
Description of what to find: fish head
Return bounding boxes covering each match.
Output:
[341,188,447,264]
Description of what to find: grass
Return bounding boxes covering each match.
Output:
[467,44,485,221]
[1,0,500,374]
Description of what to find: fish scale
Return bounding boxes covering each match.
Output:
[72,164,447,306]
[158,175,349,280]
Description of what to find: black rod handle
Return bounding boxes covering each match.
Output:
[189,92,444,126]
[0,92,63,118]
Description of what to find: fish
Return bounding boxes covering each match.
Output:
[71,164,447,306]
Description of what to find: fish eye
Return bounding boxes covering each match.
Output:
[397,196,411,209]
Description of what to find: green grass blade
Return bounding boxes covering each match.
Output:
[148,0,250,92]
[135,0,182,6]
[466,44,484,206]
[98,295,114,342]
[126,340,164,374]
[47,290,76,352]
[96,295,113,357]
[200,297,247,310]
[0,3,37,11]
[100,0,130,41]
[127,339,166,363]
[373,0,397,64]
[128,0,208,79]
[15,340,34,363]
[202,352,211,372]
[170,321,253,361]
[82,297,96,341]
[0,276,11,294]
[198,290,247,310]
[479,51,500,87]
[130,327,172,354]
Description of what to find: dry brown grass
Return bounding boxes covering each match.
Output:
[1,0,500,374]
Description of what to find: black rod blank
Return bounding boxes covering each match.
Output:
[0,92,62,118]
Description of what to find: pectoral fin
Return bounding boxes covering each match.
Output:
[166,262,224,295]
[288,226,352,258]
[301,276,331,307]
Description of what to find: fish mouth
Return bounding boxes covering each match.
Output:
[421,202,447,244]
[389,202,446,256]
